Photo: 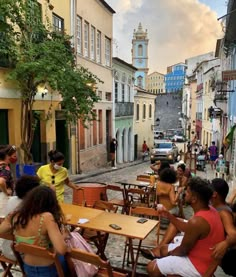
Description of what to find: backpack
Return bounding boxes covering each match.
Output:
[67,230,98,277]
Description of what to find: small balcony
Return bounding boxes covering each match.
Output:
[115,102,134,117]
[214,91,227,102]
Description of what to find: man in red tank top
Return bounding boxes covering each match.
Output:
[147,177,225,277]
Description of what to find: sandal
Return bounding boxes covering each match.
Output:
[140,249,159,260]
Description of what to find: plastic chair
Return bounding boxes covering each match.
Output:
[12,242,66,277]
[65,248,128,277]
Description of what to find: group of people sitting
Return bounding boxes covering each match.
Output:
[0,145,92,276]
[144,159,236,277]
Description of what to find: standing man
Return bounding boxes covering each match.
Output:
[209,141,218,170]
[110,138,117,169]
[147,177,225,277]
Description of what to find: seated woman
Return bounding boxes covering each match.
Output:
[156,167,177,211]
[150,161,171,176]
[0,186,69,276]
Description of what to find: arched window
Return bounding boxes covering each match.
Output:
[143,104,146,119]
[136,104,139,120]
[149,104,152,118]
[138,44,143,56]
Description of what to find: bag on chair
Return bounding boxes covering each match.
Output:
[67,230,98,277]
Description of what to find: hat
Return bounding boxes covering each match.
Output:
[178,160,185,165]
[219,154,223,158]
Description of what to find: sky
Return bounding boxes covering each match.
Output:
[105,0,228,73]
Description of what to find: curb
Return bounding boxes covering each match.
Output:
[70,159,148,183]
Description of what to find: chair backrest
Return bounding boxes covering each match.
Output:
[13,243,65,277]
[129,206,159,218]
[93,200,118,213]
[66,248,127,277]
[127,188,150,209]
[106,184,126,200]
[136,175,150,181]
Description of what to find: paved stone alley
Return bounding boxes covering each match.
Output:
[9,160,233,276]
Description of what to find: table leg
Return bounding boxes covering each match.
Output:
[128,239,142,277]
[95,231,108,260]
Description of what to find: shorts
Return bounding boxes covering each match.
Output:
[24,263,58,277]
[156,256,201,277]
[23,255,68,277]
[210,155,218,161]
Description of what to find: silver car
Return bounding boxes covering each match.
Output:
[150,141,179,164]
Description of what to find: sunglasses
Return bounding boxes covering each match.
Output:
[51,175,55,185]
[7,145,16,154]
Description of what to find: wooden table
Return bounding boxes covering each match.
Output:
[116,178,151,189]
[60,203,104,226]
[80,211,158,277]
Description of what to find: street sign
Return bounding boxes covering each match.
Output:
[222,70,236,81]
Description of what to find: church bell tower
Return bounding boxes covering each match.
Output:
[132,23,149,89]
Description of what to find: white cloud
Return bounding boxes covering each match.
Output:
[106,0,223,73]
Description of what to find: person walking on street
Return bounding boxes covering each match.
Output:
[110,138,117,169]
[208,141,218,170]
[142,140,149,161]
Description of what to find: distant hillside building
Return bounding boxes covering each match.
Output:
[147,71,165,94]
[165,63,186,93]
[132,23,149,89]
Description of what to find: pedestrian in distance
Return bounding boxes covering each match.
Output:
[37,150,80,202]
[110,138,117,169]
[208,141,218,170]
[142,140,149,161]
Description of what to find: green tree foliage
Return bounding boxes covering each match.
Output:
[0,0,101,163]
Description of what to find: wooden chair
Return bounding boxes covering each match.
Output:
[0,233,24,277]
[122,206,160,267]
[82,200,117,259]
[66,248,128,277]
[12,242,66,277]
[105,184,127,214]
[126,188,151,211]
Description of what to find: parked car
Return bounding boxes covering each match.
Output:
[150,141,179,164]
[171,134,186,142]
[153,130,165,140]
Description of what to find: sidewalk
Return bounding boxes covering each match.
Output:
[69,158,145,183]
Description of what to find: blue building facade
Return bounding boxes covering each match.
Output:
[165,63,186,93]
[132,23,149,89]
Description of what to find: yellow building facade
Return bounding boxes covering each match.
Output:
[133,87,156,158]
[0,0,114,173]
[147,71,165,94]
